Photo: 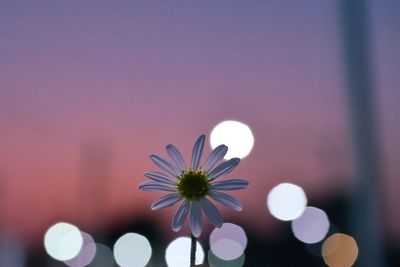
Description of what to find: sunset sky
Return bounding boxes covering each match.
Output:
[0,0,399,248]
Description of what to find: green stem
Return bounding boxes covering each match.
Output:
[190,233,196,267]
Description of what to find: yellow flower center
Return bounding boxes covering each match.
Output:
[176,169,210,201]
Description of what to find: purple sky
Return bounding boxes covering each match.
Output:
[0,0,399,244]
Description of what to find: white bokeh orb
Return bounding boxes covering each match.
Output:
[165,237,204,267]
[113,233,152,267]
[267,183,307,221]
[210,120,254,159]
[44,222,83,261]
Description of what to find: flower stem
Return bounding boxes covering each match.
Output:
[190,233,197,267]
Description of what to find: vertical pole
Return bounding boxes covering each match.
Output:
[0,172,4,228]
[0,172,25,267]
[338,0,384,266]
[80,136,112,237]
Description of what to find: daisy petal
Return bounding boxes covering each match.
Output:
[151,193,182,210]
[172,200,190,232]
[191,135,205,171]
[211,179,250,191]
[210,190,243,211]
[166,144,187,171]
[203,144,228,173]
[144,171,176,185]
[208,158,241,180]
[201,198,223,227]
[138,181,177,192]
[150,154,180,177]
[190,201,203,237]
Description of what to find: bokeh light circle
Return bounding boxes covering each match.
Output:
[267,183,307,221]
[208,249,245,267]
[291,207,330,244]
[64,232,96,267]
[211,239,243,261]
[165,237,204,267]
[89,244,115,267]
[210,120,254,159]
[44,222,83,261]
[113,233,152,267]
[304,223,339,257]
[322,233,358,267]
[209,223,247,260]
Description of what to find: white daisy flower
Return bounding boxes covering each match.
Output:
[138,134,249,237]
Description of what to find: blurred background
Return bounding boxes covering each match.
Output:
[0,0,399,266]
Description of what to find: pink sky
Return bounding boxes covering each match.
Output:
[0,0,399,245]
